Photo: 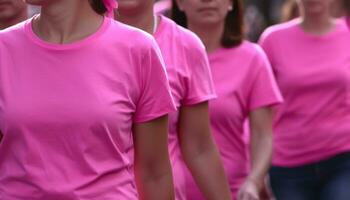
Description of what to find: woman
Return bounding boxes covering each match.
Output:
[171,0,283,199]
[259,0,350,199]
[0,0,176,199]
[116,0,232,199]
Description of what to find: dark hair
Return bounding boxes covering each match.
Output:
[89,0,107,15]
[281,0,299,22]
[171,0,244,48]
[343,0,350,16]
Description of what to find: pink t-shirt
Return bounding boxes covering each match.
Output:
[259,18,350,167]
[184,41,282,199]
[153,16,216,200]
[0,17,176,200]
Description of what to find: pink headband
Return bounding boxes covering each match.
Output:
[102,0,118,17]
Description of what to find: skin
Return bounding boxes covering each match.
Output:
[297,0,337,35]
[0,0,28,29]
[281,0,343,21]
[133,116,175,200]
[238,108,274,200]
[177,103,232,200]
[330,0,345,18]
[176,0,232,52]
[19,1,175,199]
[176,0,275,199]
[117,1,232,199]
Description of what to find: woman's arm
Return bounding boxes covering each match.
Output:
[179,102,232,200]
[238,107,273,200]
[133,115,175,200]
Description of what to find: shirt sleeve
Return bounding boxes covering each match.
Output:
[246,46,283,111]
[133,37,176,123]
[181,34,217,106]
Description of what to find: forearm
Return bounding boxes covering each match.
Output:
[133,116,175,200]
[178,103,232,199]
[248,133,272,188]
[135,163,175,200]
[183,143,232,200]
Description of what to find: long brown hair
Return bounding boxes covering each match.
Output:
[171,0,244,48]
[89,0,107,15]
[343,0,350,16]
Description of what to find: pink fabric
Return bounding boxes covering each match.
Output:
[184,42,282,199]
[102,0,118,17]
[153,16,216,200]
[259,18,350,167]
[0,17,176,199]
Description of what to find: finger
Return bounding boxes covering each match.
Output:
[238,192,246,200]
[237,189,247,200]
[251,193,260,200]
[237,191,244,200]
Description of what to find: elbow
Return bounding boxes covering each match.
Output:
[180,132,217,165]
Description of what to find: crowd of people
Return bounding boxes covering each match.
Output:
[0,0,349,200]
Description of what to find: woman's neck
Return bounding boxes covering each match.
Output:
[188,21,224,53]
[301,11,336,35]
[117,5,156,35]
[33,0,103,44]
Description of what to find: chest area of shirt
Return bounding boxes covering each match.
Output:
[0,57,137,130]
[210,59,250,96]
[274,53,350,92]
[209,66,250,122]
[271,35,350,86]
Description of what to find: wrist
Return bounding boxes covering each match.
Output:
[246,176,263,190]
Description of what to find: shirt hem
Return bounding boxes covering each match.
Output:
[182,94,217,106]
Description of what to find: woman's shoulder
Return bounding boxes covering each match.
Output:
[260,18,300,42]
[225,41,266,60]
[107,18,158,50]
[0,19,29,40]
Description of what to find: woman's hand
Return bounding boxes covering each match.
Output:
[237,178,260,200]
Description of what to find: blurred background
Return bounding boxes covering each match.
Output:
[153,0,350,41]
